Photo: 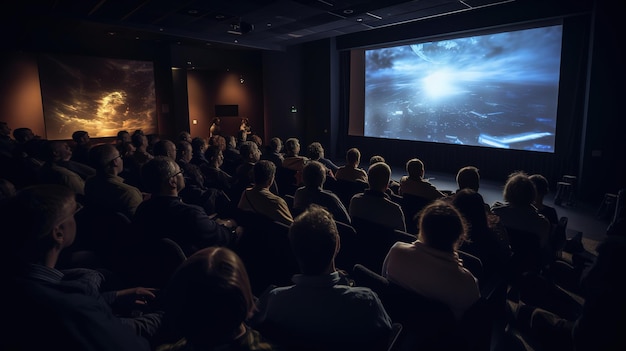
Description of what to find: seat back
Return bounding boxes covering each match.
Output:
[128,238,187,289]
[332,179,368,208]
[505,226,543,277]
[399,194,432,234]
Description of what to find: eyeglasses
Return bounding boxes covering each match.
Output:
[170,169,184,178]
[109,154,122,163]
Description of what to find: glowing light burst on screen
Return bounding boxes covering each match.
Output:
[422,70,458,99]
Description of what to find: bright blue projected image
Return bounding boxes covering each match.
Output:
[364,24,563,152]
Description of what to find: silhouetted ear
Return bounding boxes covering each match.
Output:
[51,225,65,247]
[168,175,177,189]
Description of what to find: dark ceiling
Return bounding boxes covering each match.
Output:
[7,0,516,51]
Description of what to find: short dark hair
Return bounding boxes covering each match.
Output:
[503,171,536,206]
[13,128,33,143]
[529,174,549,196]
[406,158,424,179]
[152,140,175,158]
[269,137,282,153]
[289,205,338,275]
[141,156,178,193]
[205,145,222,162]
[306,142,324,160]
[88,143,118,171]
[253,160,275,186]
[419,200,467,252]
[456,166,480,191]
[71,130,88,142]
[369,155,385,165]
[346,148,360,164]
[302,161,326,188]
[367,162,391,191]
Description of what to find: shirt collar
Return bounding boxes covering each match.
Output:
[26,264,64,284]
[292,271,341,287]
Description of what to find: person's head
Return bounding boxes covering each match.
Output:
[406,158,425,179]
[529,174,549,201]
[206,145,224,168]
[141,156,185,195]
[191,137,207,155]
[345,147,361,166]
[451,188,489,234]
[302,161,326,189]
[178,131,192,143]
[503,171,536,206]
[152,140,177,160]
[253,160,275,188]
[249,134,263,149]
[269,137,282,153]
[116,130,131,144]
[289,205,339,275]
[176,140,193,163]
[89,143,123,175]
[306,142,325,161]
[45,140,72,162]
[117,141,135,157]
[208,135,226,152]
[164,246,255,348]
[0,121,11,137]
[3,184,79,263]
[368,162,391,192]
[131,133,148,150]
[13,128,35,143]
[284,138,300,157]
[418,200,467,252]
[226,135,237,149]
[239,141,260,163]
[369,155,385,166]
[71,131,89,145]
[456,166,480,192]
[212,117,221,125]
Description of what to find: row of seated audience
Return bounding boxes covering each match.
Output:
[0,121,623,350]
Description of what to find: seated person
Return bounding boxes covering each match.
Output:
[293,161,350,224]
[222,135,241,176]
[455,165,489,211]
[1,184,159,349]
[398,158,445,200]
[203,145,233,192]
[281,137,308,171]
[369,155,400,195]
[335,147,367,183]
[261,137,284,169]
[529,173,559,226]
[307,141,339,174]
[133,156,240,256]
[85,143,144,219]
[252,205,392,348]
[238,160,293,226]
[382,200,481,320]
[349,162,406,231]
[492,171,551,255]
[39,140,86,197]
[70,130,91,165]
[159,247,277,351]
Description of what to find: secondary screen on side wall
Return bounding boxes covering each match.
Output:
[359,24,563,153]
[38,54,157,140]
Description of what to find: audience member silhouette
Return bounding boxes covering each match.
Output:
[85,143,144,219]
[529,173,559,226]
[152,139,177,161]
[11,127,36,158]
[133,156,239,256]
[281,137,308,172]
[159,246,277,351]
[335,147,367,183]
[1,184,159,350]
[492,171,551,256]
[237,160,293,225]
[204,144,233,192]
[39,140,86,197]
[0,120,14,157]
[294,160,350,223]
[71,130,91,165]
[452,188,512,282]
[349,162,406,231]
[307,141,339,174]
[398,158,445,200]
[222,135,242,175]
[261,136,284,169]
[190,137,210,169]
[382,200,480,319]
[252,205,392,348]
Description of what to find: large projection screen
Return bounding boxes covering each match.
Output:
[38,53,158,140]
[352,23,563,153]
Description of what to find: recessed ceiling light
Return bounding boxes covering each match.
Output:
[343,9,353,14]
[159,28,164,31]
[356,18,363,22]
[188,9,198,14]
